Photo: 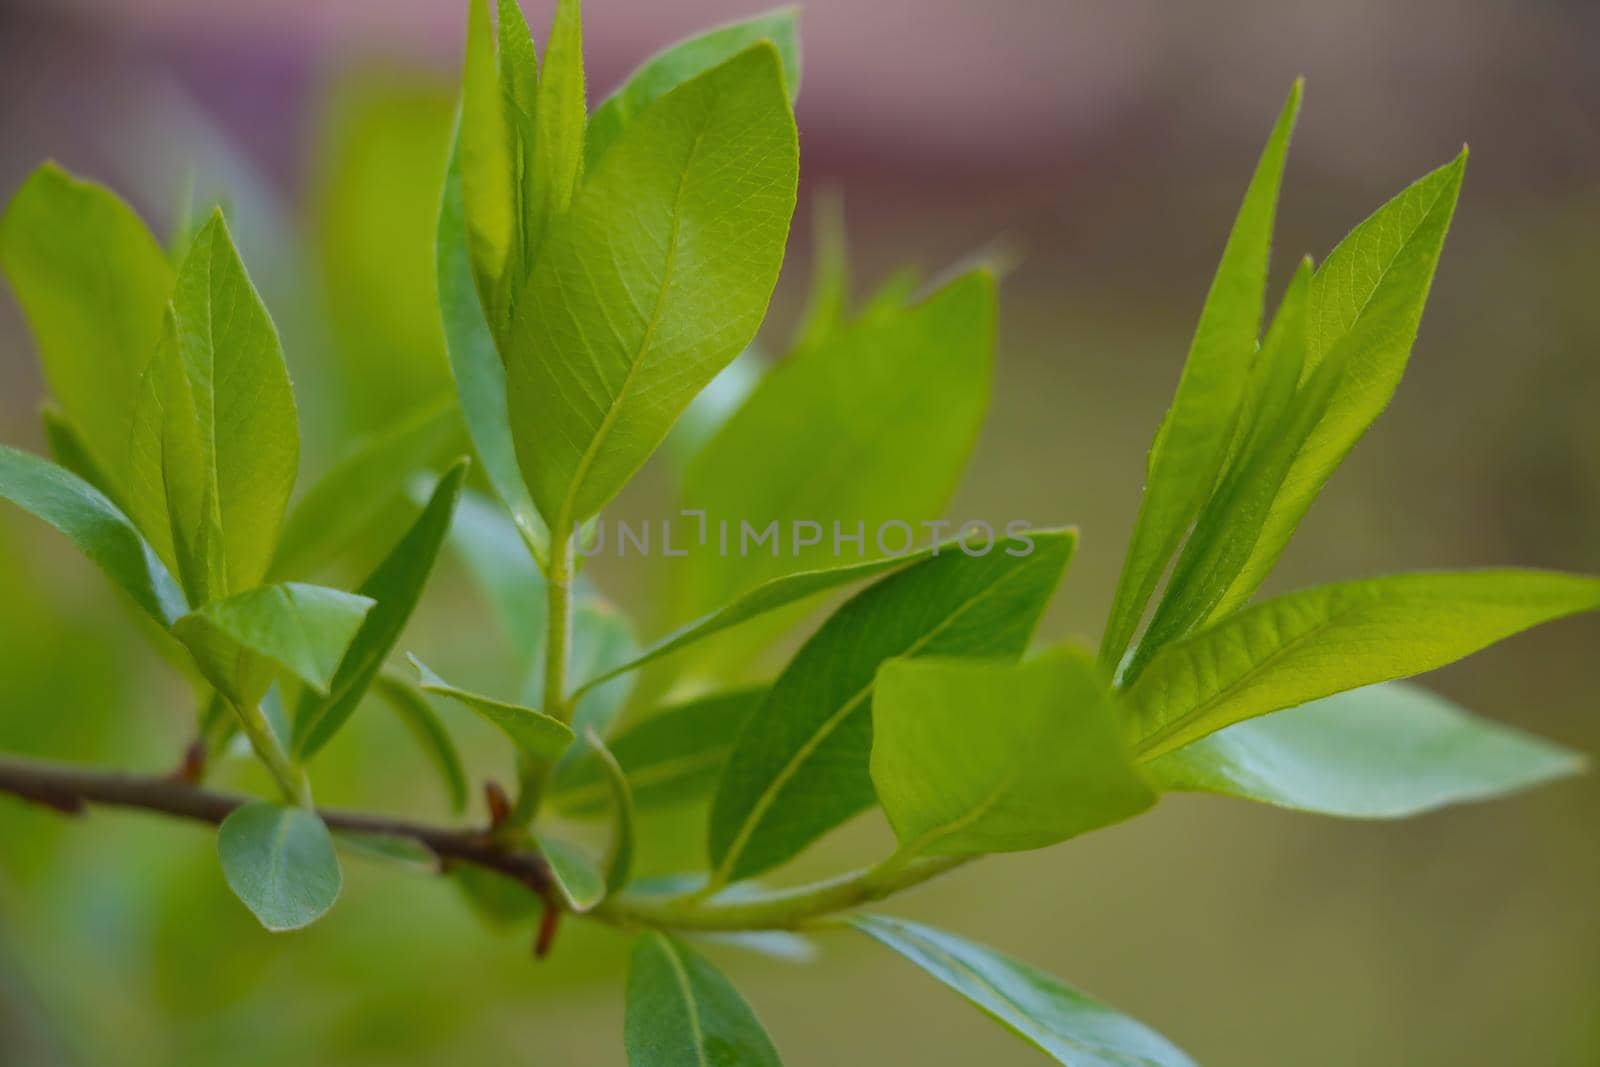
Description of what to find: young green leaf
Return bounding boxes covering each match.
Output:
[551,687,765,817]
[174,583,376,706]
[536,832,605,911]
[457,0,514,301]
[1126,260,1314,674]
[1100,81,1302,675]
[625,932,784,1067]
[407,653,574,761]
[528,0,586,258]
[437,134,551,565]
[126,211,299,603]
[676,271,996,634]
[373,673,469,815]
[852,915,1195,1067]
[709,530,1076,885]
[292,461,469,760]
[503,43,799,530]
[871,649,1154,858]
[217,802,342,932]
[585,8,801,173]
[582,728,637,894]
[1125,569,1600,760]
[0,445,187,628]
[0,163,174,491]
[1213,151,1468,617]
[1147,682,1585,817]
[271,400,461,580]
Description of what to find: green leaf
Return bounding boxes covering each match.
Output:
[528,0,586,259]
[535,832,605,911]
[41,406,124,514]
[457,0,515,301]
[174,583,376,706]
[675,271,997,636]
[292,462,468,760]
[575,546,951,700]
[504,43,798,530]
[0,163,174,494]
[334,830,440,873]
[0,445,187,628]
[871,649,1154,858]
[1100,81,1302,675]
[663,347,764,471]
[1148,682,1585,817]
[586,7,801,173]
[625,932,784,1067]
[1124,569,1600,761]
[272,399,460,580]
[407,653,574,762]
[709,530,1076,885]
[1127,259,1313,675]
[1213,151,1469,616]
[788,190,848,352]
[127,211,299,603]
[446,486,548,654]
[372,673,469,815]
[852,915,1195,1067]
[551,687,764,816]
[437,133,550,565]
[217,802,342,932]
[582,728,637,894]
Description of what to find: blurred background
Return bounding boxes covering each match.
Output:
[2,0,1598,1064]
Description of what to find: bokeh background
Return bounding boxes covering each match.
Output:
[2,1,1598,1064]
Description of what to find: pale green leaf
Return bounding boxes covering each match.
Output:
[218,802,342,932]
[536,832,605,911]
[1148,682,1585,817]
[271,399,460,580]
[872,648,1154,857]
[676,271,996,634]
[407,653,574,762]
[551,687,764,816]
[174,583,376,706]
[625,932,783,1067]
[1125,569,1600,760]
[582,728,637,894]
[373,673,469,815]
[709,530,1076,885]
[457,0,514,300]
[0,444,187,628]
[788,190,847,352]
[1214,151,1468,616]
[1100,81,1302,674]
[293,462,468,760]
[0,163,174,494]
[527,0,586,259]
[504,43,798,530]
[586,7,801,173]
[853,915,1195,1067]
[437,133,551,565]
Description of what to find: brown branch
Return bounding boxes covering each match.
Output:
[0,753,552,896]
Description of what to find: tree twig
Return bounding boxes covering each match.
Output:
[0,753,552,895]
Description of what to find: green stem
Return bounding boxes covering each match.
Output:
[232,700,311,808]
[507,525,575,829]
[595,854,973,932]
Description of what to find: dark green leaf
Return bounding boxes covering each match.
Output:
[853,915,1195,1067]
[1148,682,1585,817]
[0,445,187,628]
[625,932,784,1067]
[504,43,798,529]
[1100,82,1302,675]
[872,648,1153,857]
[709,530,1076,885]
[293,461,468,759]
[551,687,764,816]
[217,802,342,932]
[1124,569,1600,760]
[585,8,801,172]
